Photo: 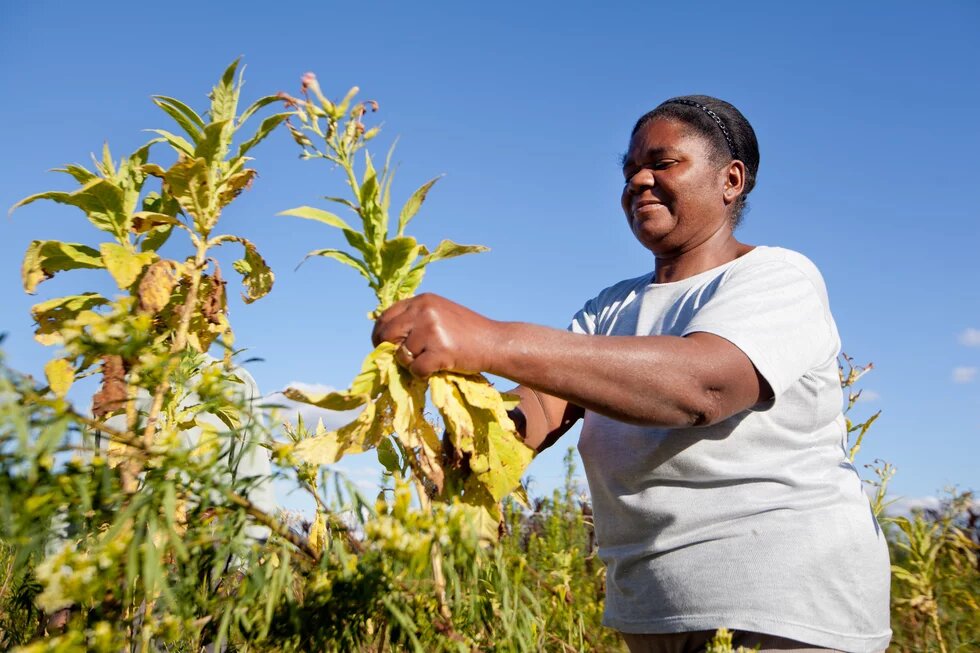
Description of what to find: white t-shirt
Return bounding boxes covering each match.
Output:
[570,246,891,653]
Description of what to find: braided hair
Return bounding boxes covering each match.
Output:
[630,95,760,228]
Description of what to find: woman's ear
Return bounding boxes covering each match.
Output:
[723,160,746,206]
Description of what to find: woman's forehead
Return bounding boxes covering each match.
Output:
[626,119,707,160]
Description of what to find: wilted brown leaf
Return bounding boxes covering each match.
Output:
[138,260,178,314]
[202,267,227,325]
[93,355,127,419]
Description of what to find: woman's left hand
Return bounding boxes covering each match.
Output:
[371,293,500,378]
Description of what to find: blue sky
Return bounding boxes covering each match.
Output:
[1,1,977,506]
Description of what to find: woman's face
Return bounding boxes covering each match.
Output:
[621,118,733,256]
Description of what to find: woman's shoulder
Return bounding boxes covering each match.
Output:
[730,245,832,306]
[736,245,826,283]
[738,245,820,271]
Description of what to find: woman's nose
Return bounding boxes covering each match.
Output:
[625,169,654,194]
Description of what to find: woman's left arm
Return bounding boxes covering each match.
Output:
[372,293,771,429]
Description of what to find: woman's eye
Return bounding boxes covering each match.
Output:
[653,160,676,170]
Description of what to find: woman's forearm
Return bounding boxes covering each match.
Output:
[488,322,717,428]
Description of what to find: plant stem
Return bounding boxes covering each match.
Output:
[140,243,207,449]
[413,477,452,623]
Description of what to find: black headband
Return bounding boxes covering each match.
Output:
[661,98,739,161]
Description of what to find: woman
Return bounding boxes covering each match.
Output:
[373,96,892,653]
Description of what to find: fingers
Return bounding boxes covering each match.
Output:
[372,297,415,347]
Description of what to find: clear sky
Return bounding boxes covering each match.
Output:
[1,1,977,507]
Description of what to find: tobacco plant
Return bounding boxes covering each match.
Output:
[276,73,535,538]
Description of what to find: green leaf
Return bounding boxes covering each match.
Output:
[209,58,242,124]
[397,176,442,236]
[380,237,421,283]
[31,293,108,345]
[237,112,289,158]
[147,129,195,157]
[140,224,174,252]
[11,178,128,238]
[152,96,202,143]
[51,164,96,184]
[194,119,232,163]
[302,248,373,283]
[377,237,422,309]
[416,239,488,268]
[322,195,359,212]
[131,211,180,233]
[217,168,256,207]
[44,358,74,398]
[97,141,116,177]
[238,94,283,126]
[344,229,379,276]
[278,206,355,232]
[99,243,157,289]
[376,437,400,474]
[394,266,426,303]
[22,240,104,294]
[152,95,205,130]
[161,157,210,230]
[226,237,274,303]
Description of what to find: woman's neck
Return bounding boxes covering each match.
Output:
[653,228,753,284]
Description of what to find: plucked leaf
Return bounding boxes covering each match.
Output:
[279,206,355,232]
[302,249,372,283]
[376,437,400,474]
[417,239,488,268]
[397,176,442,236]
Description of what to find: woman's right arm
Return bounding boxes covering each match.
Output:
[508,385,584,453]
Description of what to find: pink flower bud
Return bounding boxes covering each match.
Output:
[301,72,317,90]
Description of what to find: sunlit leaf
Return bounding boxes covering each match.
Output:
[302,248,372,283]
[44,358,74,398]
[218,168,256,207]
[22,240,104,294]
[228,238,274,303]
[416,239,488,268]
[31,293,108,345]
[137,260,178,314]
[100,243,157,289]
[397,176,442,236]
[152,96,203,143]
[237,112,289,158]
[279,206,355,232]
[147,129,195,157]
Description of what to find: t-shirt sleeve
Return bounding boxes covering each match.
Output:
[682,260,838,398]
[568,296,598,335]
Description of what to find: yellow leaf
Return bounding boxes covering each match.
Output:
[294,429,346,465]
[137,260,177,314]
[309,512,327,554]
[44,358,74,398]
[100,243,157,289]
